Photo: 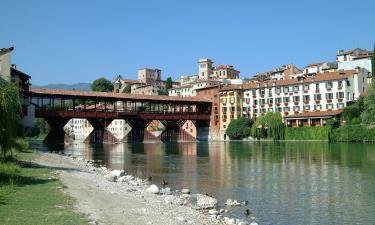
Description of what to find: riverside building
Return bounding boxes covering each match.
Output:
[219,68,371,140]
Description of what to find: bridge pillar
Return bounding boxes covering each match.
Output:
[44,117,70,144]
[124,119,160,142]
[84,118,118,143]
[160,120,196,142]
[193,120,210,141]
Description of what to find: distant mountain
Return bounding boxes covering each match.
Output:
[32,83,92,91]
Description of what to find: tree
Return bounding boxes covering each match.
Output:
[225,117,252,140]
[372,43,375,81]
[342,96,364,123]
[122,85,131,93]
[92,78,114,92]
[165,77,173,90]
[0,83,21,157]
[157,89,169,96]
[361,83,375,125]
[252,112,285,140]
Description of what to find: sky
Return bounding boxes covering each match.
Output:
[1,0,374,85]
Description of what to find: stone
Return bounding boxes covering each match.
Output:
[249,223,258,225]
[238,222,248,225]
[110,169,125,177]
[208,209,219,215]
[146,184,159,194]
[164,195,184,205]
[219,208,225,213]
[181,193,191,199]
[117,176,127,183]
[104,174,117,182]
[181,188,190,194]
[160,187,172,195]
[196,194,218,209]
[225,198,241,206]
[227,218,235,224]
[176,216,186,222]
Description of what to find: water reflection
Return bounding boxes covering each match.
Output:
[31,140,375,225]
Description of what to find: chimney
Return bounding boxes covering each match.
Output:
[11,64,16,69]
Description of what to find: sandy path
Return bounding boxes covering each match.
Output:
[34,153,222,225]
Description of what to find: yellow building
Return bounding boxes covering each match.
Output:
[218,85,243,140]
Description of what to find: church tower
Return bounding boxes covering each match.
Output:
[198,58,213,80]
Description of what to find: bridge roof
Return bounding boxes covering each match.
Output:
[29,88,211,103]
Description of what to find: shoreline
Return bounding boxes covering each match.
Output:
[34,151,257,225]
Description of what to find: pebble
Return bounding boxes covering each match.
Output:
[104,174,117,182]
[181,188,190,194]
[145,184,160,194]
[110,169,125,177]
[208,209,219,215]
[250,223,258,225]
[196,194,218,209]
[225,198,241,206]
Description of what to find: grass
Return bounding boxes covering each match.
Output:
[0,149,89,225]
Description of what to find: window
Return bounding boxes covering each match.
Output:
[231,107,235,112]
[267,98,273,104]
[326,104,333,109]
[303,95,310,101]
[260,99,266,104]
[314,104,322,110]
[283,107,290,112]
[303,84,309,91]
[283,87,288,93]
[314,94,322,100]
[260,108,266,113]
[337,103,344,109]
[253,109,258,113]
[288,86,293,92]
[315,83,320,90]
[293,85,299,92]
[268,108,274,112]
[303,105,310,111]
[325,93,333,100]
[276,107,282,112]
[293,106,300,112]
[276,97,282,103]
[252,90,256,96]
[293,96,300,102]
[283,97,290,102]
[338,81,343,89]
[326,81,333,89]
[268,88,272,95]
[260,89,265,95]
[253,99,258,105]
[336,92,344,99]
[276,87,281,94]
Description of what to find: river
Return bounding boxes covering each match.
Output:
[30,140,375,225]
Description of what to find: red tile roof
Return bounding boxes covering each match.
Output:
[219,70,357,91]
[284,109,343,119]
[29,88,212,103]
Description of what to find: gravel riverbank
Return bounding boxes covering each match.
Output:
[34,152,257,225]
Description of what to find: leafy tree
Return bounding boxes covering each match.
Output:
[225,117,252,140]
[341,96,364,123]
[122,85,131,93]
[361,84,375,125]
[252,112,285,140]
[0,83,21,157]
[157,89,169,96]
[92,78,114,92]
[165,77,173,90]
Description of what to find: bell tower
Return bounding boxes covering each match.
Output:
[198,58,213,80]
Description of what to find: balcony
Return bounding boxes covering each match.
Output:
[294,101,299,105]
[284,112,289,115]
[284,102,289,106]
[303,100,309,104]
[338,98,343,102]
[276,103,281,106]
[327,99,332,103]
[315,89,320,93]
[315,100,320,104]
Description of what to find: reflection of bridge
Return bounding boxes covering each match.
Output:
[28,88,212,143]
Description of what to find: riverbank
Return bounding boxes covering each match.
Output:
[32,151,256,225]
[0,150,89,224]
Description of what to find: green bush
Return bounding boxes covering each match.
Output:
[226,117,253,140]
[351,117,361,125]
[285,127,330,140]
[330,124,375,142]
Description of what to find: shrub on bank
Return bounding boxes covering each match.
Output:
[285,127,330,140]
[330,124,375,142]
[226,117,252,140]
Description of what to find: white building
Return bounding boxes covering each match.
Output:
[169,79,221,96]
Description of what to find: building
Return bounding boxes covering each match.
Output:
[168,79,221,97]
[138,68,161,84]
[253,64,302,81]
[218,68,371,139]
[198,58,214,80]
[196,85,221,140]
[337,48,373,73]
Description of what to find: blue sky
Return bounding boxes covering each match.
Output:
[1,0,374,85]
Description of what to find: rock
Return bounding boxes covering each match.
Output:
[104,174,117,182]
[226,218,235,224]
[117,176,127,183]
[238,222,249,225]
[146,184,159,194]
[176,216,187,222]
[181,188,190,194]
[164,195,184,205]
[249,223,258,225]
[225,198,241,206]
[219,208,225,214]
[196,194,218,209]
[181,193,191,199]
[208,209,219,215]
[110,169,125,177]
[160,187,172,195]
